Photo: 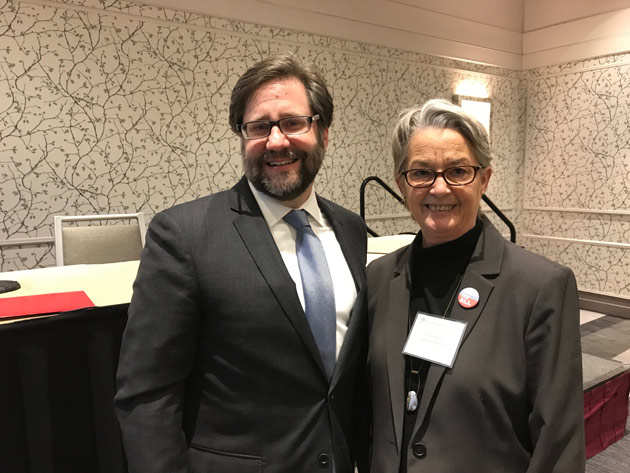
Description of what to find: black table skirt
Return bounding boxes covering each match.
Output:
[0,305,129,473]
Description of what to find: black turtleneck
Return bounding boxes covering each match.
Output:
[399,219,482,472]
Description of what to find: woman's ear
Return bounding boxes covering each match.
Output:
[479,166,492,194]
[395,175,408,209]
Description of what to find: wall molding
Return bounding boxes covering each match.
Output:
[0,236,54,248]
[526,56,630,79]
[366,206,518,221]
[522,233,630,249]
[579,290,630,318]
[481,205,516,212]
[523,206,630,216]
[29,0,521,77]
[365,213,411,221]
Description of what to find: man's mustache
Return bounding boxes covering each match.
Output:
[261,149,306,161]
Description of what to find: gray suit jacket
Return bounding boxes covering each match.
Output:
[115,177,368,473]
[366,217,585,473]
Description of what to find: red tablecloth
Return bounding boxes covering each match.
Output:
[584,370,630,458]
[0,291,94,318]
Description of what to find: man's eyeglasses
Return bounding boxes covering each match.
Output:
[401,165,482,188]
[239,115,320,140]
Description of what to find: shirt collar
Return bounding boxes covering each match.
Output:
[247,180,325,228]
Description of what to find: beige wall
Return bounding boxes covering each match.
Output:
[0,0,524,270]
[521,55,630,299]
[0,0,628,301]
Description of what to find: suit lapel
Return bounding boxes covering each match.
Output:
[317,197,365,293]
[449,272,493,347]
[229,179,328,379]
[317,197,368,388]
[386,248,413,453]
[413,271,494,432]
[413,217,503,437]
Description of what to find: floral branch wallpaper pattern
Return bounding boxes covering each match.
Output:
[0,0,628,300]
[522,56,630,298]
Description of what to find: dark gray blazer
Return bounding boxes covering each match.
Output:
[366,217,585,473]
[115,177,368,473]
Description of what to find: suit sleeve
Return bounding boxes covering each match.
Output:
[525,265,586,473]
[115,211,200,473]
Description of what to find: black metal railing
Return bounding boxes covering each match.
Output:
[359,175,516,243]
[480,194,516,243]
[359,176,403,237]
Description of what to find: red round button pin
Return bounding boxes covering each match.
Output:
[458,287,479,308]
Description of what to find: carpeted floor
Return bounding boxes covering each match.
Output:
[580,311,630,364]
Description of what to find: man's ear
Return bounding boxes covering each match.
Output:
[322,128,329,149]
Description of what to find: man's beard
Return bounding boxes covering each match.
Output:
[242,138,325,202]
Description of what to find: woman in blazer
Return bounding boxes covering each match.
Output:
[366,99,585,472]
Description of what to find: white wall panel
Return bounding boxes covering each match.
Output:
[523,8,630,69]
[392,0,524,31]
[135,0,523,68]
[133,0,630,69]
[524,0,630,31]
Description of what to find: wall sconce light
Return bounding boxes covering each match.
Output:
[453,95,492,135]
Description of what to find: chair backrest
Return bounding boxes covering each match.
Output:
[54,213,146,266]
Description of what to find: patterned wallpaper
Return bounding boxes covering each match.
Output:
[1,0,626,301]
[0,0,522,270]
[522,55,630,299]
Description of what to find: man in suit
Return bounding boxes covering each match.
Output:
[115,53,368,473]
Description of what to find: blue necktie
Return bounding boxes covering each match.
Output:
[284,209,336,379]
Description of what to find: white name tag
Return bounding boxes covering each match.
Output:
[402,312,468,368]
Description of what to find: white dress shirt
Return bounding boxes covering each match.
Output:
[248,181,357,359]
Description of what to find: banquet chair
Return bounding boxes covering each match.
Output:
[54,213,146,266]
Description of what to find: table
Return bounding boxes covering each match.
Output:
[367,234,414,264]
[0,260,140,310]
[0,262,139,473]
[582,354,630,458]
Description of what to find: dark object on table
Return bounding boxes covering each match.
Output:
[0,280,21,294]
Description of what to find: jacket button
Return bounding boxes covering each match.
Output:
[412,442,427,459]
[317,452,330,467]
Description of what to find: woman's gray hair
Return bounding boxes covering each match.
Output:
[391,99,492,176]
